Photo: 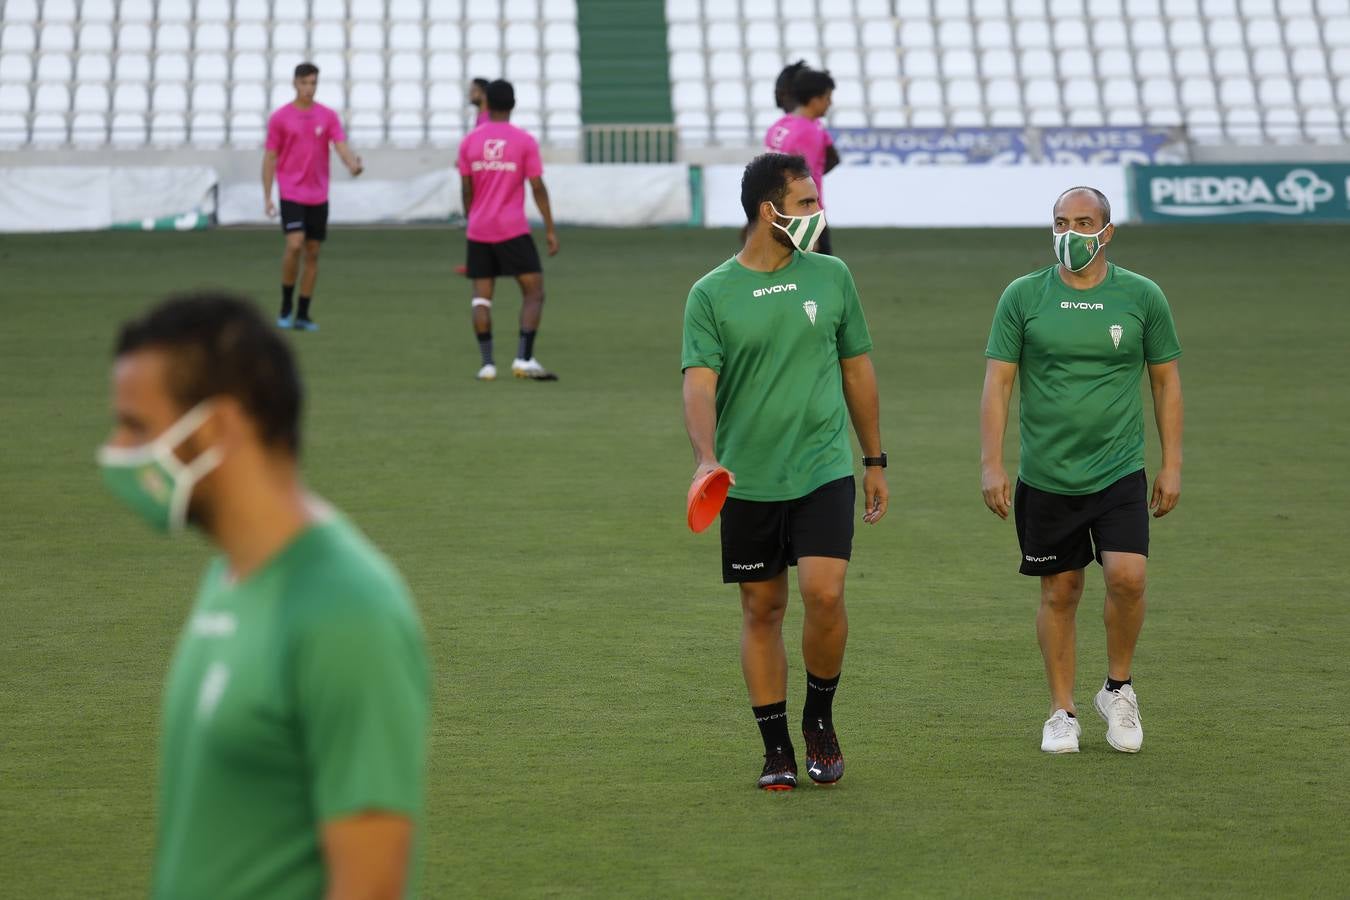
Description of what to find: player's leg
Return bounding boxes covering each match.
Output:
[1015,478,1093,752]
[740,573,794,789]
[466,239,499,379]
[722,495,795,789]
[293,204,328,331]
[293,240,321,330]
[506,236,555,380]
[1091,470,1150,751]
[788,476,854,783]
[278,206,305,326]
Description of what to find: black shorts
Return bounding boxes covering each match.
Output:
[279,200,328,241]
[1014,469,1149,576]
[466,234,542,279]
[719,476,855,583]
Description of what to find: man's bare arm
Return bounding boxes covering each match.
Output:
[334,141,363,176]
[262,150,278,217]
[461,175,474,220]
[980,358,1018,519]
[682,366,720,472]
[1147,360,1183,517]
[528,176,559,256]
[840,353,887,524]
[321,812,413,900]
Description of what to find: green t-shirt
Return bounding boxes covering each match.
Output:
[985,262,1182,495]
[682,251,874,501]
[152,514,429,900]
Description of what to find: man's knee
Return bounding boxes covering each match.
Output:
[1105,565,1146,602]
[283,236,303,257]
[802,582,845,619]
[303,242,321,264]
[741,584,787,629]
[1040,571,1084,613]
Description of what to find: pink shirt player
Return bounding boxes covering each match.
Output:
[457,121,544,244]
[265,102,346,206]
[764,114,833,202]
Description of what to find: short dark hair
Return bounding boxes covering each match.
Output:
[115,293,303,454]
[1054,186,1112,225]
[471,77,490,91]
[741,152,812,223]
[294,62,318,79]
[774,59,807,112]
[792,68,835,107]
[485,79,515,112]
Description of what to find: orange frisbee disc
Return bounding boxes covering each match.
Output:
[687,467,732,533]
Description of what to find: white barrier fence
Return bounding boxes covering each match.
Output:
[0,162,1135,232]
[702,164,1132,228]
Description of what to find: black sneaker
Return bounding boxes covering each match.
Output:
[802,717,844,784]
[757,745,798,791]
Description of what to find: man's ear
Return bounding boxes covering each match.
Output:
[1101,222,1116,245]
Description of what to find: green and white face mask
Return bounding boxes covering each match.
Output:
[770,202,827,253]
[1052,226,1109,272]
[97,401,223,534]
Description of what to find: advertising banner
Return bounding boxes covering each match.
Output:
[1131,164,1350,222]
[832,127,1187,166]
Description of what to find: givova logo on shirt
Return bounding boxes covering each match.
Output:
[472,139,518,172]
[1060,301,1104,310]
[752,283,797,298]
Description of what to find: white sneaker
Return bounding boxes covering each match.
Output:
[1041,709,1081,754]
[511,357,558,380]
[1094,682,1143,752]
[475,363,497,381]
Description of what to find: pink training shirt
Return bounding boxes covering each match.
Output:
[475,108,490,127]
[457,121,544,243]
[265,102,346,205]
[764,114,833,203]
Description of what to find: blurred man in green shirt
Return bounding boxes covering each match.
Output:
[96,294,429,899]
[981,187,1183,755]
[682,153,889,791]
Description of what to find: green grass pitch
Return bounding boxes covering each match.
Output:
[1,224,1347,897]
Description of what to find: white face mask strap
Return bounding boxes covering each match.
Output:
[155,400,218,454]
[167,445,224,532]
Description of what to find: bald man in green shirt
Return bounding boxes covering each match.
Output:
[981,187,1184,756]
[96,294,429,899]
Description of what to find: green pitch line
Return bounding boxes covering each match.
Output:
[1,224,1347,896]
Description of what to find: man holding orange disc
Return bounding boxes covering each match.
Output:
[681,153,888,792]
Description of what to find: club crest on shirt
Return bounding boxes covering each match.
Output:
[484,139,507,160]
[803,300,818,325]
[314,125,324,137]
[1110,323,1124,349]
[770,126,790,149]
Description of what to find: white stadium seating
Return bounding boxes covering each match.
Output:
[0,0,579,147]
[666,0,1350,146]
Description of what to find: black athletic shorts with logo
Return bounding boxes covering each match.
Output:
[279,199,328,241]
[719,476,855,583]
[466,233,542,278]
[1014,469,1149,576]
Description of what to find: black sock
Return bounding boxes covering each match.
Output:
[476,331,493,366]
[517,329,536,361]
[280,284,295,317]
[802,671,840,726]
[1065,710,1076,718]
[1105,676,1132,692]
[752,701,792,755]
[298,295,312,319]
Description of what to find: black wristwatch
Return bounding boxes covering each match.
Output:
[862,452,887,468]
